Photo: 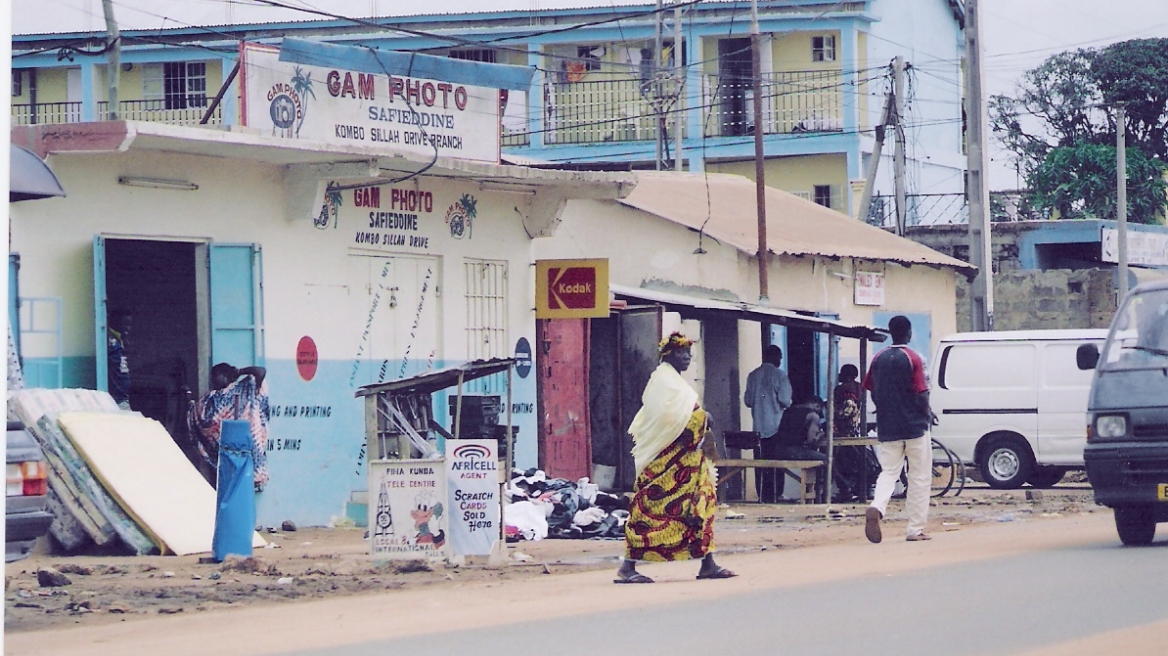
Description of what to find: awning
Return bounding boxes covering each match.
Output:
[354,358,516,398]
[10,144,65,202]
[611,284,887,341]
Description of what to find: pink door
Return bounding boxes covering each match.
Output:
[537,318,591,481]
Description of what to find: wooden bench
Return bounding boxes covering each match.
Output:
[715,459,826,504]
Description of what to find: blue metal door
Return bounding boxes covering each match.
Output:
[210,244,265,368]
[92,235,108,391]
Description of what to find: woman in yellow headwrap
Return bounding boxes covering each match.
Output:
[614,332,737,583]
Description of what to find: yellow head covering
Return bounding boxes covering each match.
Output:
[658,331,694,358]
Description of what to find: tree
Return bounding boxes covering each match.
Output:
[1028,143,1167,224]
[990,38,1168,223]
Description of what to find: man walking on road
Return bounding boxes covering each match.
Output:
[863,315,932,543]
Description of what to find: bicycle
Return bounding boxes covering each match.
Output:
[895,437,965,498]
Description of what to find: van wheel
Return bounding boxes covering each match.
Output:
[977,436,1033,489]
[1115,507,1157,546]
[1027,467,1066,488]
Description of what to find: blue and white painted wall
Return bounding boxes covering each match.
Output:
[9,128,555,528]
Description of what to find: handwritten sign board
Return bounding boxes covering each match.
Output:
[854,271,885,306]
[368,459,449,559]
[445,440,501,556]
[1102,227,1168,267]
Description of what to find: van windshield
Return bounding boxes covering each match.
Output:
[1102,288,1168,370]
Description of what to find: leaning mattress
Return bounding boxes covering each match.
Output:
[8,389,156,555]
[56,411,266,556]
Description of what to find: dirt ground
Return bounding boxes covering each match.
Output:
[4,483,1103,633]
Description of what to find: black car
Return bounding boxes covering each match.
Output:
[1078,280,1168,546]
[6,421,52,561]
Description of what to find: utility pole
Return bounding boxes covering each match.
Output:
[856,91,895,223]
[751,0,769,303]
[964,0,994,331]
[892,56,907,237]
[102,0,120,120]
[673,1,684,171]
[654,0,664,171]
[1117,103,1129,300]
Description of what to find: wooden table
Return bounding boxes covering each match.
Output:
[714,458,826,504]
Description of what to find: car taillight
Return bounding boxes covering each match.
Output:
[1086,423,1095,443]
[6,462,47,496]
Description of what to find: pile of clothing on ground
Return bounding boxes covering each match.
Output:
[504,469,630,541]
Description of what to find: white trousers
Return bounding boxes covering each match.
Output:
[870,434,931,537]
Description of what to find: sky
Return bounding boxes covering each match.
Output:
[12,0,1168,189]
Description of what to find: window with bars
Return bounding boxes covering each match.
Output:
[575,46,602,71]
[464,259,508,394]
[142,62,208,109]
[812,35,836,62]
[814,184,834,208]
[449,49,497,63]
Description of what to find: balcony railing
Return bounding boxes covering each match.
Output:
[11,102,82,126]
[544,76,669,145]
[704,69,843,138]
[501,69,844,147]
[100,99,221,126]
[11,99,221,126]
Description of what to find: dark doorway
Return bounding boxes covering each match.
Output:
[785,326,817,403]
[718,38,753,136]
[102,239,202,435]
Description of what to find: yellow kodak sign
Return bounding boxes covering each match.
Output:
[534,259,610,319]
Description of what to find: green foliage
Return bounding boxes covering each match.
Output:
[990,38,1168,222]
[1029,143,1167,224]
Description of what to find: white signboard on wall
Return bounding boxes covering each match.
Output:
[368,459,449,559]
[445,440,501,556]
[240,43,501,162]
[1101,227,1168,267]
[854,271,886,306]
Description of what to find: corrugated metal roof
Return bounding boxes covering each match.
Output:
[611,284,887,341]
[354,358,515,397]
[619,171,976,274]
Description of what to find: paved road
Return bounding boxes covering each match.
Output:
[10,512,1168,656]
[299,519,1168,656]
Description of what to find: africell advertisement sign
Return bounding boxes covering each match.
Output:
[445,440,500,556]
[240,43,501,162]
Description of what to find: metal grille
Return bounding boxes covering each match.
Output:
[464,260,508,395]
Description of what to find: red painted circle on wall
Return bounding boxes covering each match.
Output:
[296,336,318,381]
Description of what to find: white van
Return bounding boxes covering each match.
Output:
[930,329,1108,489]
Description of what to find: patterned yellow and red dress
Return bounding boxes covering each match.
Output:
[624,408,717,562]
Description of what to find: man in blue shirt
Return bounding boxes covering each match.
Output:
[744,345,793,502]
[107,309,132,410]
[862,315,932,543]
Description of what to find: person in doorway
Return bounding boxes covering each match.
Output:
[107,309,133,410]
[833,364,862,439]
[863,315,933,543]
[744,344,792,503]
[615,332,736,584]
[188,363,271,492]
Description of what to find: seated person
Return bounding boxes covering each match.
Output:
[763,393,828,463]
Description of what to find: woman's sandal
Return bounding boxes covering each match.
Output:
[613,572,655,584]
[696,566,737,580]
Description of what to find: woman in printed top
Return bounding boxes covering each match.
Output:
[188,363,271,492]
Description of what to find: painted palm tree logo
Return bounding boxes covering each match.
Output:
[445,194,478,239]
[290,67,316,137]
[315,181,343,230]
